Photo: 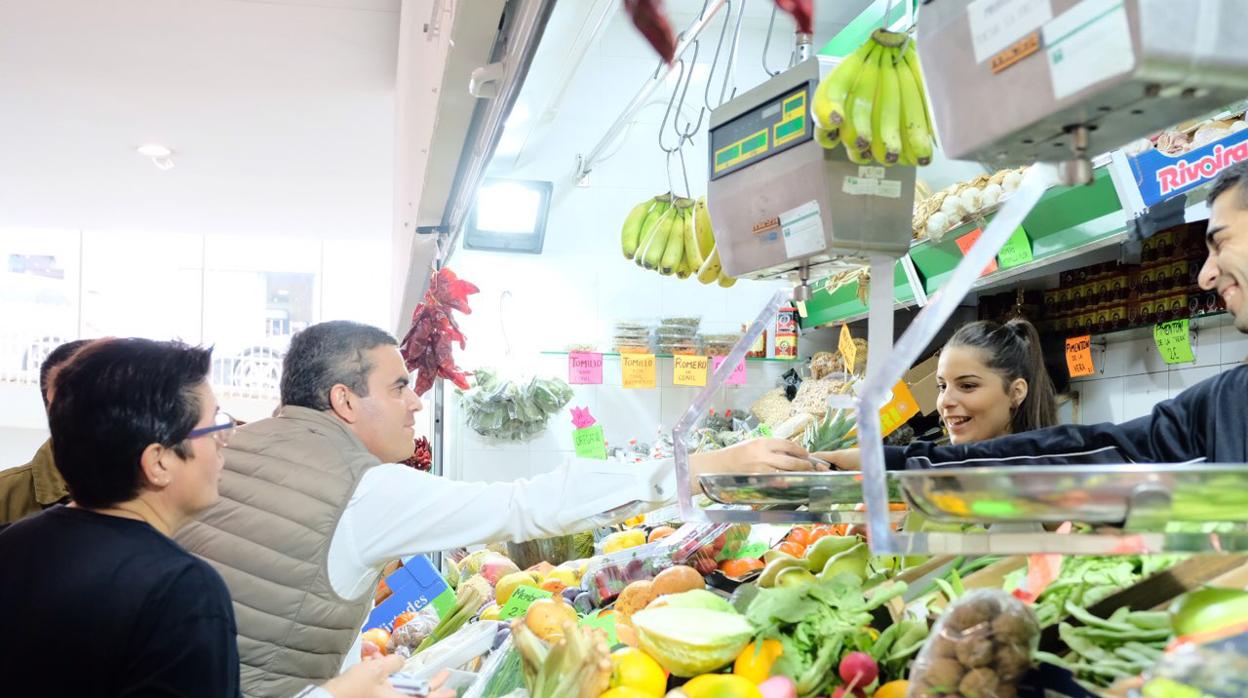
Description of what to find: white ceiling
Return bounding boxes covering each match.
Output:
[0,0,400,241]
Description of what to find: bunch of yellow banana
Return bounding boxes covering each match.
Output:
[619,194,737,287]
[810,29,933,167]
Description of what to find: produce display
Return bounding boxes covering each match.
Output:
[908,590,1039,698]
[811,30,934,167]
[911,167,1027,242]
[1124,108,1248,157]
[620,194,738,288]
[458,368,574,441]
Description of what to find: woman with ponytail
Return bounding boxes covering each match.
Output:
[936,318,1058,444]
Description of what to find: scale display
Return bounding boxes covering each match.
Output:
[709,81,814,181]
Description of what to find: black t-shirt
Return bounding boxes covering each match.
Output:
[0,506,241,697]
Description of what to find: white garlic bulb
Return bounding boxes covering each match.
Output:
[980,183,1003,207]
[1002,170,1023,192]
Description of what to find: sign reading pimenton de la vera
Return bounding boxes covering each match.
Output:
[1130,127,1248,208]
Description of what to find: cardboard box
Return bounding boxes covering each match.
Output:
[905,354,940,415]
[363,555,456,633]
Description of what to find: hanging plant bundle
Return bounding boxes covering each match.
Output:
[459,368,574,442]
[400,267,480,395]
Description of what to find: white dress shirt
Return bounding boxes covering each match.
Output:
[326,456,680,599]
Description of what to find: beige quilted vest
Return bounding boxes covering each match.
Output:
[176,406,381,698]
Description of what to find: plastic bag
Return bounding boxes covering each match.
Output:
[908,589,1040,698]
[390,606,442,654]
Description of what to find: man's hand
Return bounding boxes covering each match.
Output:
[322,656,458,698]
[812,448,861,471]
[689,438,823,491]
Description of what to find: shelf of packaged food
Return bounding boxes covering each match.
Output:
[799,165,1128,328]
[539,351,798,363]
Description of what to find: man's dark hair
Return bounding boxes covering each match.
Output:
[1207,160,1248,207]
[280,321,398,410]
[39,339,93,409]
[49,338,212,509]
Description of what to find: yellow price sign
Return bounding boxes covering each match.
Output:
[879,380,920,438]
[621,354,657,389]
[838,324,857,372]
[673,355,709,386]
[848,381,921,439]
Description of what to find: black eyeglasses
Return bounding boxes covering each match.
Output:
[186,411,236,446]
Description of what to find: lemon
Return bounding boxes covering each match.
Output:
[680,674,763,698]
[874,679,909,698]
[609,647,668,697]
[601,688,656,698]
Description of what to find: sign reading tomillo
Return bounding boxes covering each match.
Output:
[1129,127,1248,208]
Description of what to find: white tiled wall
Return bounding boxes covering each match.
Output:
[443,15,813,483]
[1071,315,1245,425]
[448,353,798,483]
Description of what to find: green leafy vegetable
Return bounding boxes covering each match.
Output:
[746,574,911,698]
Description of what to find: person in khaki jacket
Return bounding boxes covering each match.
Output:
[0,339,91,524]
[176,320,818,698]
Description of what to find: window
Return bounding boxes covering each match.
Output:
[464,179,553,254]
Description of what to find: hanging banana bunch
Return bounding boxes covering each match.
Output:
[619,193,738,287]
[811,30,933,166]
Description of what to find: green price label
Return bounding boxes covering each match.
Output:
[996,226,1033,269]
[498,586,552,621]
[730,542,769,560]
[1154,319,1195,365]
[579,610,620,647]
[573,425,607,460]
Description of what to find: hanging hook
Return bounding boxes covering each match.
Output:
[880,0,897,31]
[658,52,688,154]
[761,3,783,77]
[703,0,733,110]
[671,34,706,140]
[677,147,692,199]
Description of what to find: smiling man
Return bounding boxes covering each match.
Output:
[176,320,816,698]
[819,161,1248,472]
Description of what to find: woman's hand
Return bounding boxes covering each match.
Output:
[811,448,861,471]
[689,438,824,491]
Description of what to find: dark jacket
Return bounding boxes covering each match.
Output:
[886,365,1248,469]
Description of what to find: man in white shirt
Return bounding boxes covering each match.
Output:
[177,320,814,698]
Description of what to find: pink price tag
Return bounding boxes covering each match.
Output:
[568,352,603,385]
[711,356,747,385]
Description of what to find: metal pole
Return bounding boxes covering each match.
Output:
[575,0,729,180]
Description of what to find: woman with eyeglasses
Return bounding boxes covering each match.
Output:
[0,339,411,698]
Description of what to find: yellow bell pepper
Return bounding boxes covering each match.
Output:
[732,639,783,684]
[680,674,764,698]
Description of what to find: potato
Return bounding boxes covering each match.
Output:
[955,636,995,668]
[615,580,658,619]
[959,668,1000,698]
[651,565,704,597]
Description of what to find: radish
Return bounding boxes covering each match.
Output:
[838,652,879,688]
[758,675,798,698]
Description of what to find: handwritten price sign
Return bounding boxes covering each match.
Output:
[1154,320,1195,364]
[621,354,656,388]
[1065,335,1094,378]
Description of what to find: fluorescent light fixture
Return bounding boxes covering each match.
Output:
[464,178,553,254]
[137,143,175,170]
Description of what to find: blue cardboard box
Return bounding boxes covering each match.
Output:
[363,555,456,633]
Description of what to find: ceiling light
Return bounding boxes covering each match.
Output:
[137,144,172,157]
[136,143,175,171]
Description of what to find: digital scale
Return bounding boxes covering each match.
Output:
[704,56,916,299]
[675,0,1248,555]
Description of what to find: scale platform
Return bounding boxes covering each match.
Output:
[697,465,1248,554]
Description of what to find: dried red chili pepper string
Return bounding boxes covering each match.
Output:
[399,267,480,395]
